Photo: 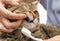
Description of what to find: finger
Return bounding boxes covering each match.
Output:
[2,18,22,29]
[0,4,27,20]
[3,0,20,6]
[0,22,14,32]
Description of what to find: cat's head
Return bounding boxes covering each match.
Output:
[7,0,39,29]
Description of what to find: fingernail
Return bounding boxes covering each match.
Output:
[24,14,27,18]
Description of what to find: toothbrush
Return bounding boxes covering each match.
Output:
[21,27,43,41]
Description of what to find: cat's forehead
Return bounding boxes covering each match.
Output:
[16,0,39,4]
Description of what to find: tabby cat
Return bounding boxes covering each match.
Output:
[0,0,60,41]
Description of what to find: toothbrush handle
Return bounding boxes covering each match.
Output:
[30,36,43,41]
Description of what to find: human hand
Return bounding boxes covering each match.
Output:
[43,35,60,41]
[0,0,26,32]
[0,0,26,20]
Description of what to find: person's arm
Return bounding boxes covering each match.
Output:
[43,35,60,41]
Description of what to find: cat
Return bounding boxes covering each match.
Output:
[0,0,60,41]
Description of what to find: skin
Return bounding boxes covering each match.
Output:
[0,0,27,32]
[43,35,60,41]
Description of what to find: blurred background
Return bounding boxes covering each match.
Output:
[37,2,47,24]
